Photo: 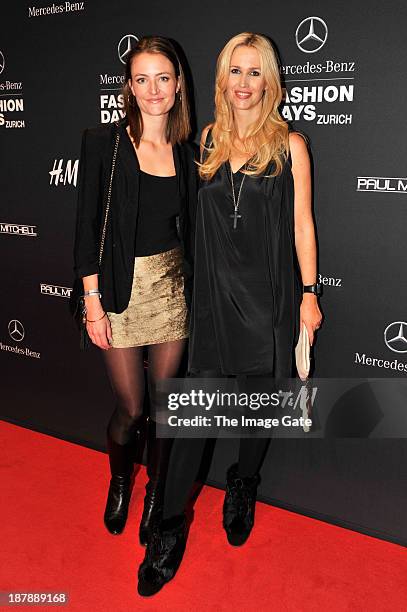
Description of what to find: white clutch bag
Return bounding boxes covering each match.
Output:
[295,324,311,381]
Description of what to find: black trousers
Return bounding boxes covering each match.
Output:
[162,368,273,520]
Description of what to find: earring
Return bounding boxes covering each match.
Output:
[128,92,136,108]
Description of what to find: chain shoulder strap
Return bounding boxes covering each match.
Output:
[98,121,121,266]
[200,126,213,164]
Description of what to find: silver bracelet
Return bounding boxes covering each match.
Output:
[83,290,102,298]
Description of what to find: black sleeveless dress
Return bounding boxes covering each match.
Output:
[188,142,302,377]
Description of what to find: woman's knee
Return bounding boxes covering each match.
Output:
[113,394,144,423]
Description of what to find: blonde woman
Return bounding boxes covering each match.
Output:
[137,33,322,596]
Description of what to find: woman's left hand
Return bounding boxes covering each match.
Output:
[300,294,323,346]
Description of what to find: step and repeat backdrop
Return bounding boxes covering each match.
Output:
[1,1,407,545]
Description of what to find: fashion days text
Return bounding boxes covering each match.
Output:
[167,387,316,411]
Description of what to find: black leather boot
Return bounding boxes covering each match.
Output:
[103,430,136,535]
[137,514,188,597]
[223,463,260,546]
[139,419,173,546]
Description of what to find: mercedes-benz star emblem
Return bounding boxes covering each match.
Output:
[8,319,25,342]
[0,51,5,75]
[296,17,328,54]
[118,34,139,65]
[384,321,407,354]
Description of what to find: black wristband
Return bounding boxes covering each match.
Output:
[303,283,322,296]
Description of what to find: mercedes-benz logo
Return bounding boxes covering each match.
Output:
[296,17,328,54]
[118,34,139,65]
[384,321,407,354]
[0,51,5,75]
[8,319,25,342]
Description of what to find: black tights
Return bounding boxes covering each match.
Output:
[163,369,271,520]
[102,339,187,445]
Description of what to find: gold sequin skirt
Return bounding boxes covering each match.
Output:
[107,246,189,348]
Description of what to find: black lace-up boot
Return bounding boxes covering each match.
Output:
[137,514,188,597]
[223,463,260,546]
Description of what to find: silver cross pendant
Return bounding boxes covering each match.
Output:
[230,209,242,229]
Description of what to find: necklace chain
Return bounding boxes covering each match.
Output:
[230,162,246,229]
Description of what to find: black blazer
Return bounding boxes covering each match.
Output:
[73,117,198,313]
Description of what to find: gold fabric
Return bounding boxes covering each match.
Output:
[107,246,189,348]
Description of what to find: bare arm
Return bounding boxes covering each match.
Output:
[289,132,322,344]
[81,273,112,350]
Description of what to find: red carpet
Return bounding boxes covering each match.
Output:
[1,420,406,611]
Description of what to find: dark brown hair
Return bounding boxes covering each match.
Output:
[122,36,191,146]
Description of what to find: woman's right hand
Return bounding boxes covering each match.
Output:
[85,297,113,350]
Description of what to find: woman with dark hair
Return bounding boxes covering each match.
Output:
[137,32,322,596]
[72,36,197,545]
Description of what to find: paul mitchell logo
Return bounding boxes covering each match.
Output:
[118,34,139,64]
[0,222,37,236]
[49,159,79,186]
[384,322,407,354]
[40,283,72,298]
[295,17,328,54]
[357,177,407,194]
[8,319,25,342]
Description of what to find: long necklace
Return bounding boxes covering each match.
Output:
[229,162,246,229]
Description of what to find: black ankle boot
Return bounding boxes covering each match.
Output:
[139,419,173,546]
[138,480,163,546]
[137,514,188,597]
[104,431,136,535]
[223,463,260,546]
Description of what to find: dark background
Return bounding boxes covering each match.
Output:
[1,1,407,545]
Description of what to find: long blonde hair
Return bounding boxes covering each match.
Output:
[199,33,289,180]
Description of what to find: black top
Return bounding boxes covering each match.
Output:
[72,117,198,314]
[188,133,302,377]
[135,171,180,256]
